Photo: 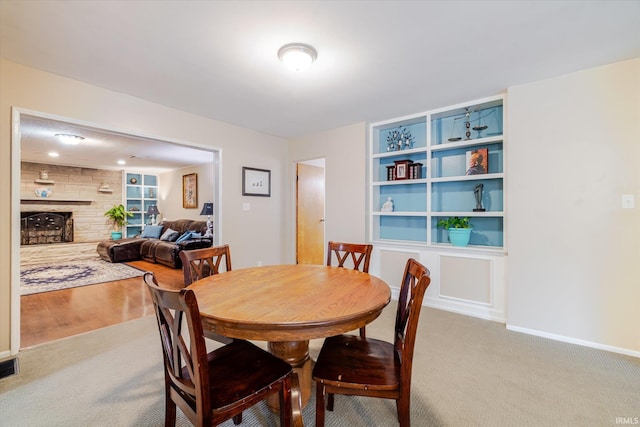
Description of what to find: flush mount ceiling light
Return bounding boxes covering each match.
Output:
[278,43,318,72]
[54,133,85,145]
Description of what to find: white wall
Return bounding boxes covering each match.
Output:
[506,58,640,354]
[0,59,289,354]
[288,122,368,249]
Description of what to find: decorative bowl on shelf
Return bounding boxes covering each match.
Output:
[34,187,53,198]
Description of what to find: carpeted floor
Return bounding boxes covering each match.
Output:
[20,258,144,295]
[1,303,639,426]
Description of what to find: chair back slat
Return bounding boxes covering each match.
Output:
[180,244,232,286]
[326,241,372,272]
[144,272,211,416]
[394,258,431,380]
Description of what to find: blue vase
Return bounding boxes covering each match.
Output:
[448,228,472,247]
[111,231,123,240]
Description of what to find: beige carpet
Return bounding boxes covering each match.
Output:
[1,303,638,426]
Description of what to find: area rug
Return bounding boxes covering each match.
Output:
[20,259,144,296]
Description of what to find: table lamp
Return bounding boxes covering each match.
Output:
[200,202,214,238]
[146,205,160,226]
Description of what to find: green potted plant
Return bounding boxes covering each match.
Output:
[104,204,133,240]
[437,216,472,247]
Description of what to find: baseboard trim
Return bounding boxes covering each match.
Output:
[506,324,640,359]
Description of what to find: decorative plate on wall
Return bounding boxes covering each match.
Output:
[34,187,53,198]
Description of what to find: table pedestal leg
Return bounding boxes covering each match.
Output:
[268,340,312,422]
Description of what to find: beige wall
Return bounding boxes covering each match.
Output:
[288,123,368,246]
[506,58,640,353]
[0,59,289,355]
[158,163,215,223]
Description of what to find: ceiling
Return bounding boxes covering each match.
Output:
[1,1,639,170]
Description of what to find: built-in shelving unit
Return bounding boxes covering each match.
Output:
[124,172,158,238]
[368,94,507,323]
[369,95,505,249]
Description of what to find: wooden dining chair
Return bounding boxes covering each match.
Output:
[180,244,232,286]
[312,258,431,427]
[326,241,373,337]
[144,272,294,427]
[180,244,233,344]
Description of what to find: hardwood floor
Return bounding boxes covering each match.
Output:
[20,260,184,349]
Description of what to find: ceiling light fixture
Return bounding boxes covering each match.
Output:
[54,133,85,145]
[48,151,59,157]
[278,43,317,72]
[117,160,126,165]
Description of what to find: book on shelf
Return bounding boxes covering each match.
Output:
[466,148,488,175]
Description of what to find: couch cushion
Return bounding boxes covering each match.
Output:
[160,228,180,242]
[141,225,164,239]
[159,219,208,235]
[175,231,193,243]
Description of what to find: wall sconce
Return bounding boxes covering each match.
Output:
[146,205,160,226]
[200,202,214,238]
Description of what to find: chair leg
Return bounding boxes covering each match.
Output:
[232,413,242,425]
[327,393,334,411]
[359,327,366,338]
[164,393,177,427]
[280,375,293,427]
[396,395,410,427]
[316,381,326,427]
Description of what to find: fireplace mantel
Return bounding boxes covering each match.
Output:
[21,198,93,204]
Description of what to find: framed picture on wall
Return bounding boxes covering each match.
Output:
[242,167,271,197]
[182,173,198,208]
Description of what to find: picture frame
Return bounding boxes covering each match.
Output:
[393,159,413,180]
[182,173,198,208]
[242,167,271,197]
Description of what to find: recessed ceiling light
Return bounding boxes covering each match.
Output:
[54,133,85,145]
[278,43,318,72]
[48,151,59,157]
[117,160,126,165]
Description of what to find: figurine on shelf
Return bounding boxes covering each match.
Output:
[39,170,49,180]
[473,184,485,212]
[381,197,394,212]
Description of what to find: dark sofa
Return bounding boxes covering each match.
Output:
[97,219,212,268]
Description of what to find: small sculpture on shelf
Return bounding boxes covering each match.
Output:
[386,126,414,152]
[381,197,394,212]
[473,184,485,212]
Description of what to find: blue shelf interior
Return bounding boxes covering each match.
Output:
[432,216,503,247]
[144,175,157,186]
[376,121,426,154]
[380,216,427,242]
[376,152,426,181]
[379,184,426,212]
[431,105,503,146]
[432,179,503,212]
[126,226,142,238]
[431,142,503,178]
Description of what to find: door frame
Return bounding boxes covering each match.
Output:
[9,107,222,355]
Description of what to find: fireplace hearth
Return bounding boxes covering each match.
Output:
[21,212,74,245]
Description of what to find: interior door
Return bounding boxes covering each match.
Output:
[296,162,325,264]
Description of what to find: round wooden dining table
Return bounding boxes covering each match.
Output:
[188,263,391,414]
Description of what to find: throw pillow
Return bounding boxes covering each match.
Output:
[140,225,164,239]
[175,231,193,243]
[190,231,202,238]
[160,228,180,242]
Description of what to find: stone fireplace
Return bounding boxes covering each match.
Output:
[21,212,74,245]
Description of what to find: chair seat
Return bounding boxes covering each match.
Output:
[181,340,292,411]
[312,334,400,392]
